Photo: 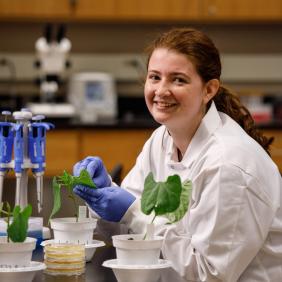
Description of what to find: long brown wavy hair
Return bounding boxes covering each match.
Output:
[145,27,273,155]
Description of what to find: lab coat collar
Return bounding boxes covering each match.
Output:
[166,101,222,170]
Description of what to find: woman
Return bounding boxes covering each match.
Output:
[73,28,282,281]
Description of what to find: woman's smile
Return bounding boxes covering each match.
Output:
[153,100,178,110]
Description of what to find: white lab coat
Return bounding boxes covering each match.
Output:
[94,102,282,281]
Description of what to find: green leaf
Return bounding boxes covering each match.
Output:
[73,170,96,188]
[141,173,158,215]
[49,169,96,222]
[5,202,11,212]
[58,170,74,191]
[141,173,182,216]
[7,204,32,242]
[2,202,11,224]
[57,169,96,190]
[48,177,62,223]
[165,180,192,223]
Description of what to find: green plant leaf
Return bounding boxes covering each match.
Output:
[141,172,182,216]
[165,180,192,223]
[57,170,96,190]
[48,177,62,223]
[73,169,96,188]
[49,169,96,223]
[2,202,11,224]
[141,173,158,215]
[58,170,74,192]
[5,202,11,212]
[7,204,32,242]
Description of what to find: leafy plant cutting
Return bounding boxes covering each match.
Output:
[141,172,192,227]
[49,169,96,223]
[0,202,32,243]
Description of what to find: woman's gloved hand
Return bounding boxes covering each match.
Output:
[73,156,111,188]
[73,185,136,222]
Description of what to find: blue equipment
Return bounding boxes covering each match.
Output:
[0,109,54,213]
[0,111,14,203]
[28,115,54,212]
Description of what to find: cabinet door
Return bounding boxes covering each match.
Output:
[0,0,200,21]
[115,0,200,20]
[264,130,282,173]
[81,129,153,180]
[0,0,116,21]
[203,0,282,21]
[45,130,80,177]
[0,0,71,20]
[71,0,116,20]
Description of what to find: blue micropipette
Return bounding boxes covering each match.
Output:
[0,111,14,203]
[28,115,54,212]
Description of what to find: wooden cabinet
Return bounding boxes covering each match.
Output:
[264,130,282,173]
[0,0,72,20]
[44,128,153,179]
[44,128,282,178]
[202,0,282,21]
[0,0,200,21]
[0,0,282,22]
[45,130,80,176]
[0,0,116,21]
[80,129,153,179]
[69,0,116,20]
[114,0,200,21]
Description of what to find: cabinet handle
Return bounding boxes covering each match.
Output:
[69,0,78,8]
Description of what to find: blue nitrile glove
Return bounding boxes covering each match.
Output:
[73,156,111,188]
[73,185,136,222]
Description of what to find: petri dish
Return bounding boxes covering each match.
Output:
[44,243,85,276]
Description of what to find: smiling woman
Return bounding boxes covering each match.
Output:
[72,27,282,282]
[144,47,219,152]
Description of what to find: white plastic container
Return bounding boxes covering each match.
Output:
[50,217,97,244]
[112,234,164,265]
[103,259,172,282]
[0,237,37,267]
[0,261,46,282]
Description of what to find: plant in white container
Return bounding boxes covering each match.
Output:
[0,202,46,282]
[112,172,192,265]
[46,169,104,262]
[48,169,98,244]
[0,202,36,267]
[104,173,192,282]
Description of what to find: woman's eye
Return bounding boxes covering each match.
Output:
[174,77,187,84]
[148,74,160,81]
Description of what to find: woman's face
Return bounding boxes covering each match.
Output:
[145,48,214,133]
